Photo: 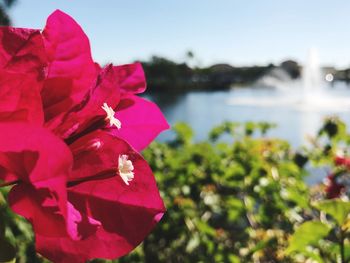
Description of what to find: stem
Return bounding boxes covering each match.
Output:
[0,168,117,189]
[67,169,117,187]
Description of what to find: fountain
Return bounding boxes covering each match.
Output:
[227,48,350,112]
[302,48,323,103]
[298,48,350,111]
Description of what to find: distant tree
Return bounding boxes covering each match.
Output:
[0,0,17,25]
[142,56,193,92]
[280,60,301,79]
[186,50,194,60]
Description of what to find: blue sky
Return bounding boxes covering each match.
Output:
[9,1,350,68]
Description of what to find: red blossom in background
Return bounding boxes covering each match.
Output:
[334,156,350,169]
[0,9,169,263]
[324,156,350,199]
[325,174,344,199]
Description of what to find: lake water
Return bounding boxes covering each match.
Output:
[146,82,350,184]
[148,82,350,147]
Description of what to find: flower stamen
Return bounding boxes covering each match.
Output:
[101,102,121,129]
[87,139,102,150]
[118,155,134,185]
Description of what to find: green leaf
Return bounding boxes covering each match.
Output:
[281,188,309,208]
[286,221,331,255]
[313,199,350,226]
[301,250,325,263]
[173,122,193,145]
[195,220,216,237]
[228,254,240,263]
[226,197,244,221]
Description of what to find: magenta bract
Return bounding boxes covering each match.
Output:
[0,9,169,263]
[0,123,72,237]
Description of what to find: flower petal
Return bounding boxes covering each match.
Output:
[0,27,46,124]
[0,70,44,124]
[0,123,73,237]
[0,27,46,76]
[110,95,170,151]
[35,131,165,262]
[9,180,68,237]
[42,10,97,123]
[114,62,146,94]
[50,64,120,139]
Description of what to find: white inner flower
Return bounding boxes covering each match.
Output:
[118,155,134,185]
[101,102,121,129]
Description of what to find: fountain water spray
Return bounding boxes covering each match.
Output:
[302,48,323,103]
[227,48,350,112]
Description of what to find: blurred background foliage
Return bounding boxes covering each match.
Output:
[2,118,350,262]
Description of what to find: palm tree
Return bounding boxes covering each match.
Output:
[0,0,17,25]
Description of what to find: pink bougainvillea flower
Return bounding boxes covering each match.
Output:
[0,9,168,263]
[10,130,165,263]
[41,10,98,127]
[113,62,146,95]
[0,11,169,149]
[49,64,121,139]
[0,27,47,75]
[0,123,72,237]
[111,94,170,151]
[40,10,169,151]
[0,27,47,124]
[0,70,44,124]
[1,125,165,262]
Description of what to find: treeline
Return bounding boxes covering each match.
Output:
[141,56,301,93]
[0,0,17,25]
